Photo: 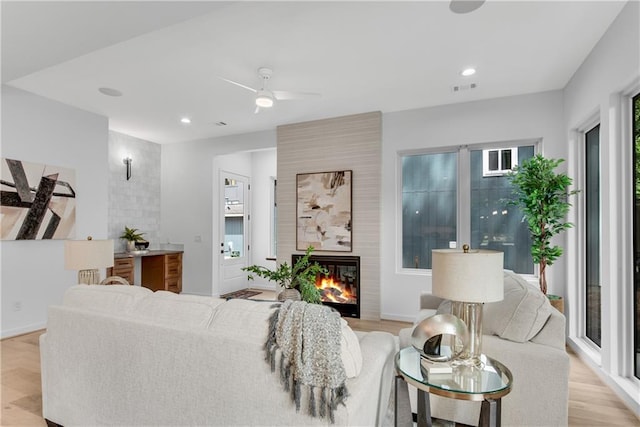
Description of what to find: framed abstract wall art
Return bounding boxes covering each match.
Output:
[296,170,352,252]
[1,158,76,240]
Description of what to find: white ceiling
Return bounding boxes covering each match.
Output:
[2,1,628,144]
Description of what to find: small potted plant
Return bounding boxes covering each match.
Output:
[507,154,579,311]
[242,246,327,303]
[119,226,145,252]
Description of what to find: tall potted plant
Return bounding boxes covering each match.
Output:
[507,155,578,304]
[242,246,327,304]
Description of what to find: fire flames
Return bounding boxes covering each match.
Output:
[317,276,356,304]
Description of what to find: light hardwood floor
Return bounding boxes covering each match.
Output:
[2,299,638,426]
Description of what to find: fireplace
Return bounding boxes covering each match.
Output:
[292,254,360,318]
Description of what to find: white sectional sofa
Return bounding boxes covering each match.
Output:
[40,285,399,426]
[399,270,570,427]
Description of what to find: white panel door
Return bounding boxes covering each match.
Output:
[218,171,250,295]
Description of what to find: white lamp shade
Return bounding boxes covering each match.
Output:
[432,249,504,303]
[64,239,114,270]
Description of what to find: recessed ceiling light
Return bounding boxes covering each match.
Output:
[98,87,122,97]
[461,68,476,77]
[450,0,485,14]
[180,117,191,124]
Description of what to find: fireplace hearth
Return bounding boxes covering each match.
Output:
[292,254,360,318]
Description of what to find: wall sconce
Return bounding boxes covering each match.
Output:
[123,156,132,180]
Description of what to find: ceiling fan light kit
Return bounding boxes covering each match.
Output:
[221,67,320,112]
[255,90,274,108]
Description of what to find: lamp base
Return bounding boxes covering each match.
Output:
[78,269,100,285]
[451,301,484,367]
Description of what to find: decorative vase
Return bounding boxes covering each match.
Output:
[126,241,136,252]
[277,288,301,302]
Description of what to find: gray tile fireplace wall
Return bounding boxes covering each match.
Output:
[108,131,161,252]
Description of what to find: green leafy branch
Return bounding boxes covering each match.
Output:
[119,226,145,242]
[242,246,327,304]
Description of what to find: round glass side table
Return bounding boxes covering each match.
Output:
[395,346,513,427]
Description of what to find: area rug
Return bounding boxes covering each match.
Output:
[220,288,262,300]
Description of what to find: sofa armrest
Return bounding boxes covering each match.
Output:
[399,327,412,349]
[430,335,569,427]
[347,331,401,426]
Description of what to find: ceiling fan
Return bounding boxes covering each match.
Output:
[221,67,320,113]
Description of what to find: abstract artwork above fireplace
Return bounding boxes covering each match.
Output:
[296,170,352,252]
[0,158,76,240]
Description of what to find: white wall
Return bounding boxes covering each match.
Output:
[563,0,640,416]
[1,85,108,338]
[108,131,161,252]
[381,90,565,321]
[249,148,277,289]
[160,130,275,296]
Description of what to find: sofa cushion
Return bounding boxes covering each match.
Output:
[63,284,152,315]
[209,299,363,378]
[132,291,225,329]
[483,270,552,342]
[435,271,552,343]
[340,318,363,378]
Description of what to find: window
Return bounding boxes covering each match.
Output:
[402,143,535,272]
[482,147,518,176]
[633,93,640,379]
[402,152,457,269]
[471,146,534,273]
[585,124,601,347]
[224,177,245,258]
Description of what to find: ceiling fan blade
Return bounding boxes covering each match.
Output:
[272,90,321,101]
[220,77,257,93]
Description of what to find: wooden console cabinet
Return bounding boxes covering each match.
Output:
[141,252,183,293]
[109,251,183,293]
[107,257,134,284]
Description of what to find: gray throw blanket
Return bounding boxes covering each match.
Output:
[265,300,349,423]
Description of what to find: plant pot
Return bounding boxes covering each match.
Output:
[277,288,301,302]
[126,241,136,252]
[548,295,564,313]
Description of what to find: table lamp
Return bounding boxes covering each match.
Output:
[64,237,114,284]
[432,244,503,366]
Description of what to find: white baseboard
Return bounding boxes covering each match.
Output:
[1,322,47,339]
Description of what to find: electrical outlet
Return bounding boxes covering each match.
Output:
[13,301,22,311]
[194,235,202,243]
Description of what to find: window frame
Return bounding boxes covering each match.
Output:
[396,138,540,281]
[269,176,277,258]
[584,123,602,348]
[570,112,603,359]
